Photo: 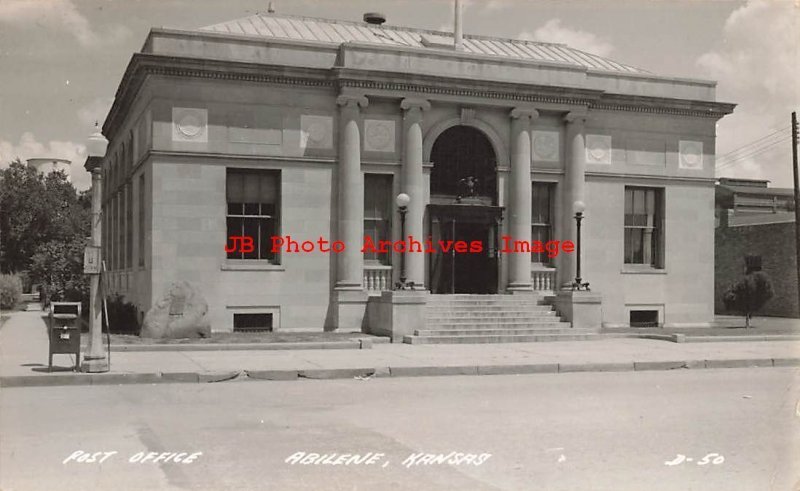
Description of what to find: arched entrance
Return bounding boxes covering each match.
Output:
[428,126,503,294]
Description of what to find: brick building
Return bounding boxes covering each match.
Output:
[715,177,798,318]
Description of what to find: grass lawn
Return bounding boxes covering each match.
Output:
[603,316,800,336]
[108,331,377,345]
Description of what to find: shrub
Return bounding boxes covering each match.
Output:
[0,274,23,309]
[104,294,140,335]
[723,270,774,328]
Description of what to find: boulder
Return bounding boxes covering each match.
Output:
[140,281,211,339]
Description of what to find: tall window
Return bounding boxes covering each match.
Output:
[226,169,280,263]
[531,182,554,264]
[125,183,133,268]
[111,193,118,271]
[117,190,124,271]
[624,187,663,267]
[138,173,145,267]
[364,174,393,265]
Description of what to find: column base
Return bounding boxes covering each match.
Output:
[553,290,602,329]
[369,290,429,342]
[80,355,109,373]
[332,288,369,332]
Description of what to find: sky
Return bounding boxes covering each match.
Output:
[0,0,798,191]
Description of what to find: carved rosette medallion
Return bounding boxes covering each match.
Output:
[300,115,333,149]
[585,134,612,164]
[172,107,208,143]
[679,140,704,170]
[532,130,560,162]
[363,119,395,152]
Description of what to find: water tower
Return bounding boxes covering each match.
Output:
[26,158,71,181]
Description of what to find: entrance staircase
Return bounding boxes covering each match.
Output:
[403,294,599,344]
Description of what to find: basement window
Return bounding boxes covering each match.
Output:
[630,310,659,328]
[233,313,273,332]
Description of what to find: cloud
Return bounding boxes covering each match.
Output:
[0,132,91,190]
[77,97,114,127]
[697,0,799,186]
[521,19,614,58]
[0,0,129,47]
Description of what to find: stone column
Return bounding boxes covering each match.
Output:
[400,98,430,289]
[507,107,538,293]
[333,94,369,330]
[561,110,587,288]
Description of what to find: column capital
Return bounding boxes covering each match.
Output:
[401,97,431,112]
[564,109,588,125]
[510,107,539,121]
[336,94,369,110]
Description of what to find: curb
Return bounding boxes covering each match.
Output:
[2,357,798,388]
[104,339,384,352]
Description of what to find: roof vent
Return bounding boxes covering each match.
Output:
[363,12,386,25]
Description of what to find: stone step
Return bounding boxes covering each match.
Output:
[426,310,558,319]
[403,333,601,344]
[427,297,547,304]
[415,328,590,336]
[426,321,571,329]
[425,305,555,312]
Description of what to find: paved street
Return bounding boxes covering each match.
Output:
[1,368,798,491]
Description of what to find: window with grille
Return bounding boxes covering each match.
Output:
[363,174,393,265]
[531,182,554,264]
[624,187,664,267]
[226,169,280,263]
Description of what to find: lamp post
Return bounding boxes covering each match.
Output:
[81,124,109,372]
[571,200,590,291]
[395,193,412,290]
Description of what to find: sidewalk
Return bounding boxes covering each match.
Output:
[2,310,799,387]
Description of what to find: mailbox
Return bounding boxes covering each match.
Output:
[48,302,81,372]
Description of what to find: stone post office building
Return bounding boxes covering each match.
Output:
[99,12,734,335]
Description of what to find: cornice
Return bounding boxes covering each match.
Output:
[103,53,735,141]
[337,77,596,107]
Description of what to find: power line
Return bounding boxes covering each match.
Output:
[716,127,791,163]
[715,136,791,169]
[716,135,791,168]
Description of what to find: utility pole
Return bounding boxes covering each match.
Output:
[792,111,799,317]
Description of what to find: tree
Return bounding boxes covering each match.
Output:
[723,263,774,328]
[0,159,90,274]
[29,236,89,305]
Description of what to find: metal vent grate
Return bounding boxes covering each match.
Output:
[630,310,659,328]
[233,313,273,332]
